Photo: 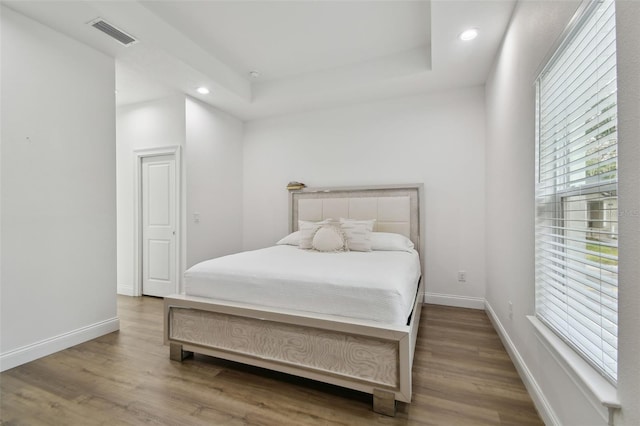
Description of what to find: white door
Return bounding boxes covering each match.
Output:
[141,155,177,297]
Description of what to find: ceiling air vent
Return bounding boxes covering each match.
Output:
[88,18,138,47]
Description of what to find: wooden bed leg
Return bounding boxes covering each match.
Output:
[373,389,396,417]
[169,343,193,362]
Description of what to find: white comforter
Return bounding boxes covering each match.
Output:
[184,245,421,325]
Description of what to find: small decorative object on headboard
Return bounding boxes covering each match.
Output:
[286,181,306,191]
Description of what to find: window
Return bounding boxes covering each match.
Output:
[535,0,618,383]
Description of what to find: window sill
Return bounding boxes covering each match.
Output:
[527,316,620,424]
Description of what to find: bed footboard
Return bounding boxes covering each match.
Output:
[164,277,423,414]
[169,307,400,388]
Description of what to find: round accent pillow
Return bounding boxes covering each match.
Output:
[311,225,347,252]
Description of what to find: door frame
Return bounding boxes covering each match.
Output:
[133,146,182,297]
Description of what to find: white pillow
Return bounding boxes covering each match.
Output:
[298,219,331,249]
[339,218,375,252]
[276,231,300,246]
[370,232,415,253]
[311,225,347,252]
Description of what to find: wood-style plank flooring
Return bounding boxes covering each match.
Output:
[0,297,542,425]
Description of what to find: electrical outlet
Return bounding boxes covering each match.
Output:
[193,212,200,223]
[457,270,466,282]
[508,301,513,320]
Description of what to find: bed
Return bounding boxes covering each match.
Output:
[164,184,424,415]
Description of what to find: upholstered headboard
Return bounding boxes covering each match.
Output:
[289,184,423,255]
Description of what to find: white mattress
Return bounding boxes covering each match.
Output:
[184,245,421,325]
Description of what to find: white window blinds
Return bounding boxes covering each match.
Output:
[535,0,618,383]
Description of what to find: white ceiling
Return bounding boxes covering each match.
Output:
[142,1,432,82]
[3,0,516,121]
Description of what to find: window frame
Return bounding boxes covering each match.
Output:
[534,0,618,385]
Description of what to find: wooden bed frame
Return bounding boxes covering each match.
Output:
[164,184,424,416]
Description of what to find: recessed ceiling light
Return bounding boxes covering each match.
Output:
[249,70,260,79]
[459,28,479,41]
[196,87,210,95]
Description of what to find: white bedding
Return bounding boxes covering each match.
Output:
[184,245,421,325]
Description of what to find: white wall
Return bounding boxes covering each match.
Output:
[185,97,244,267]
[485,1,640,424]
[614,2,640,424]
[243,87,486,308]
[116,95,186,295]
[0,6,118,370]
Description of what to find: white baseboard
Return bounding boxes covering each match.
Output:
[424,292,485,309]
[484,301,560,426]
[0,317,120,372]
[117,284,135,296]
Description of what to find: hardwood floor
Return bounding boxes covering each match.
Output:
[1,297,542,425]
